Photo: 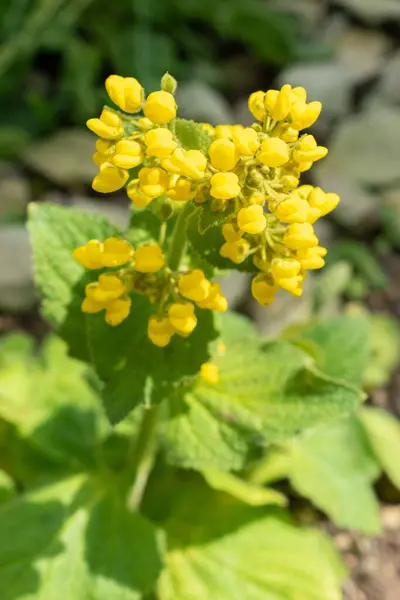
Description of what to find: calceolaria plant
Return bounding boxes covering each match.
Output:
[13,71,399,600]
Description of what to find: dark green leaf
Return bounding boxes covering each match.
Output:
[175,118,212,153]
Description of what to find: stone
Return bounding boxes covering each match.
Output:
[176,81,235,126]
[0,162,30,218]
[22,128,97,186]
[0,226,35,311]
[70,196,130,230]
[334,0,400,24]
[380,51,400,103]
[217,271,250,309]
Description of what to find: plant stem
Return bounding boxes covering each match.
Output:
[167,203,192,271]
[127,405,160,511]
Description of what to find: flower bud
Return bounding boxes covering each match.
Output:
[200,362,219,384]
[161,72,178,94]
[144,91,176,124]
[134,244,165,273]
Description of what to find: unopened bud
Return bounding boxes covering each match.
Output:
[161,72,177,95]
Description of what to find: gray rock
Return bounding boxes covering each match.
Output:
[217,271,250,309]
[176,81,235,126]
[380,51,400,103]
[0,226,35,311]
[69,196,131,230]
[0,162,30,218]
[334,0,400,24]
[22,128,97,186]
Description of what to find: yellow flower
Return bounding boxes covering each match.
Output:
[148,315,175,347]
[85,274,126,303]
[86,108,124,140]
[251,275,279,305]
[290,101,322,130]
[143,91,176,124]
[284,223,318,250]
[271,258,301,280]
[208,139,239,171]
[293,135,328,164]
[73,240,104,269]
[252,255,270,272]
[162,148,207,180]
[112,140,143,169]
[231,126,260,156]
[210,172,241,200]
[274,195,310,224]
[220,239,250,264]
[166,178,196,201]
[200,122,215,136]
[222,223,243,243]
[134,244,165,273]
[248,91,265,121]
[105,297,131,326]
[273,125,299,143]
[136,117,153,131]
[248,191,265,205]
[214,125,233,139]
[297,246,327,270]
[82,296,106,314]
[237,205,266,234]
[200,362,219,384]
[139,167,169,198]
[144,128,177,158]
[126,182,153,208]
[105,75,143,113]
[93,139,115,166]
[168,302,197,335]
[178,269,211,302]
[307,188,340,222]
[264,84,292,121]
[291,86,307,104]
[92,162,129,193]
[277,275,304,296]
[197,283,228,312]
[258,138,290,167]
[102,237,134,267]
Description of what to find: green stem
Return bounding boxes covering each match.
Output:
[167,202,192,271]
[127,405,160,511]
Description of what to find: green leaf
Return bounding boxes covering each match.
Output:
[191,322,364,443]
[202,468,286,506]
[161,390,250,472]
[295,315,370,387]
[284,418,381,533]
[187,208,255,272]
[364,314,400,390]
[28,202,119,326]
[0,334,109,466]
[0,470,15,505]
[175,118,212,154]
[359,407,400,490]
[28,202,218,423]
[158,480,345,600]
[0,474,162,600]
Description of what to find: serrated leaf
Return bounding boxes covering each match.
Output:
[192,328,364,443]
[187,209,255,273]
[197,202,235,235]
[359,407,400,490]
[161,390,250,472]
[202,468,287,506]
[0,474,162,600]
[175,118,212,153]
[28,202,119,326]
[28,202,219,423]
[295,315,370,387]
[0,334,109,466]
[284,418,381,533]
[158,480,345,600]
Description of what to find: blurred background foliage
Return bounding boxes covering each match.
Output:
[0,2,400,596]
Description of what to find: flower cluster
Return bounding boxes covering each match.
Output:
[77,72,339,345]
[73,237,227,347]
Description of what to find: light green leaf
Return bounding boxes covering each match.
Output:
[161,391,250,472]
[202,468,286,506]
[359,407,400,490]
[158,481,345,600]
[0,474,162,600]
[28,202,218,423]
[0,470,15,505]
[175,118,212,154]
[295,315,370,386]
[364,314,400,390]
[0,334,109,466]
[285,418,381,533]
[192,328,364,443]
